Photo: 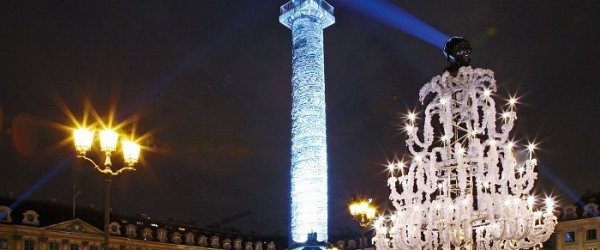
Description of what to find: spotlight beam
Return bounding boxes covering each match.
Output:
[337,0,450,49]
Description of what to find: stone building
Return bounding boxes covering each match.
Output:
[0,197,276,250]
[555,191,599,250]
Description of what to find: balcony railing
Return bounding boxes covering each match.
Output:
[280,0,334,16]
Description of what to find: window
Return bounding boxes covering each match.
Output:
[142,228,153,240]
[185,233,195,245]
[565,208,576,220]
[126,224,137,238]
[70,244,79,250]
[22,210,39,225]
[588,229,597,240]
[171,232,182,244]
[0,206,12,222]
[49,242,59,250]
[0,238,8,250]
[24,240,35,250]
[566,231,576,243]
[90,246,98,250]
[157,229,167,242]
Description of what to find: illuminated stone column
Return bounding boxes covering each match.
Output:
[279,0,335,246]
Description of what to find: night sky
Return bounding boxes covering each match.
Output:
[1,0,599,238]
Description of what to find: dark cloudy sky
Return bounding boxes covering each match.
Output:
[1,0,599,238]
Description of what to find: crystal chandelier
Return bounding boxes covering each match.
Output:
[373,39,557,250]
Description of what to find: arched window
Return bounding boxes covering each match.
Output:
[223,238,232,250]
[583,203,598,217]
[0,206,12,223]
[109,222,121,235]
[563,205,577,220]
[141,228,153,240]
[126,224,137,238]
[210,236,220,248]
[184,232,195,245]
[171,232,182,244]
[157,229,167,242]
[198,235,208,247]
[22,210,40,225]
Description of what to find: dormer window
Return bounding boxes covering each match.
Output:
[0,206,12,223]
[210,236,220,248]
[171,232,182,244]
[108,222,121,235]
[125,224,137,238]
[583,203,598,217]
[141,228,153,240]
[157,229,167,242]
[21,210,39,225]
[185,232,195,245]
[563,205,578,220]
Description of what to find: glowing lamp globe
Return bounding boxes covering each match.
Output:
[99,129,119,152]
[122,139,141,166]
[74,128,94,154]
[349,203,359,216]
[366,206,377,220]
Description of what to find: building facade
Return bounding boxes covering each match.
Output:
[555,191,599,250]
[0,198,276,250]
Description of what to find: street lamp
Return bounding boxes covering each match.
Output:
[348,195,377,228]
[348,195,377,249]
[73,126,141,250]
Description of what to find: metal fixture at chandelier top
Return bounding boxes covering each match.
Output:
[373,39,557,250]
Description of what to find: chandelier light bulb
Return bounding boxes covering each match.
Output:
[527,196,535,207]
[387,163,395,172]
[440,98,448,105]
[545,198,554,208]
[408,112,416,121]
[483,89,491,97]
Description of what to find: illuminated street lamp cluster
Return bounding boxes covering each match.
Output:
[348,196,377,228]
[74,128,141,172]
[73,125,141,250]
[373,67,557,250]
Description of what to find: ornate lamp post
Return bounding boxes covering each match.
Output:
[348,195,377,249]
[348,195,377,228]
[73,126,141,250]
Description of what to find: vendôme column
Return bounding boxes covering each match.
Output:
[279,0,335,248]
